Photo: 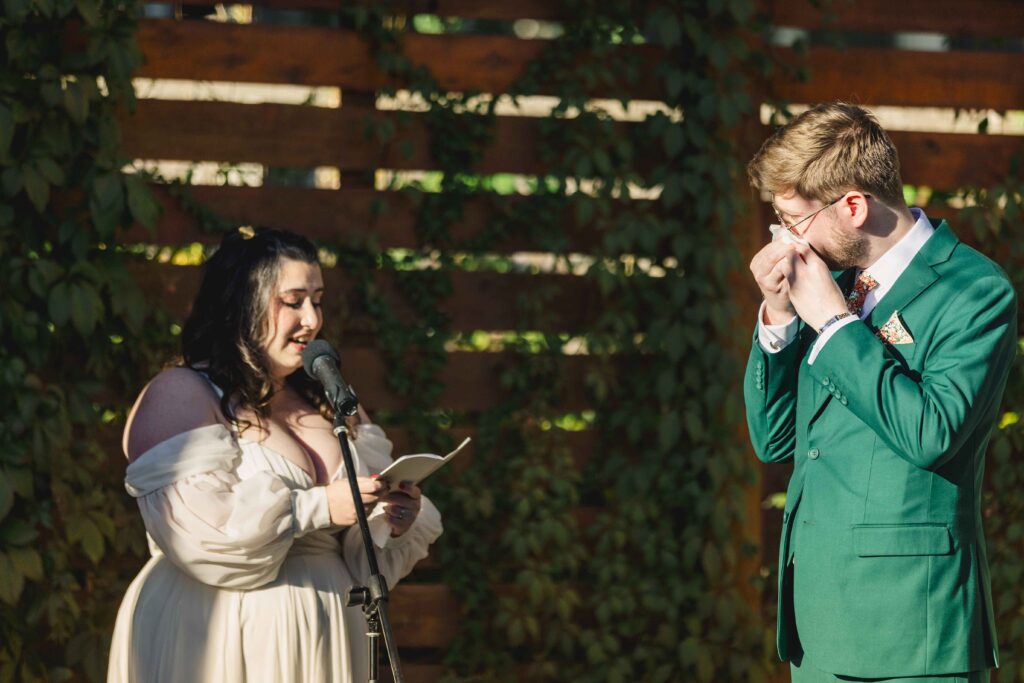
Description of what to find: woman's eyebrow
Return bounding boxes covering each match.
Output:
[280,286,325,294]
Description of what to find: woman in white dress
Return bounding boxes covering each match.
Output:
[107,228,442,683]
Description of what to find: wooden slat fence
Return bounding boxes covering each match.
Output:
[119,1,1024,679]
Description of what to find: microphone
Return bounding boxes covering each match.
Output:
[301,340,359,417]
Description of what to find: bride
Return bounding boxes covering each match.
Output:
[107,227,442,682]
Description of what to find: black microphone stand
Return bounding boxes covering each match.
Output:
[333,409,405,683]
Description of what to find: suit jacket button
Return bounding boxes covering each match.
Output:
[808,448,820,459]
[840,396,848,405]
[821,378,831,386]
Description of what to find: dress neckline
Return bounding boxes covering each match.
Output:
[237,435,350,485]
[193,368,355,485]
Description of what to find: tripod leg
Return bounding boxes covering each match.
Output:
[367,610,380,683]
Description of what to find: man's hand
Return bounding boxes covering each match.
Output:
[785,245,850,331]
[750,241,800,324]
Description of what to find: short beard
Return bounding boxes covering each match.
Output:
[816,225,869,271]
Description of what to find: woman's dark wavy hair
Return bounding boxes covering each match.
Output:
[181,227,331,431]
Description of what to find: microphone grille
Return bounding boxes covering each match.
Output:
[301,339,337,377]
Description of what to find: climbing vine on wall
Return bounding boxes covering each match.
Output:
[334,2,780,681]
[0,0,167,680]
[36,2,1024,683]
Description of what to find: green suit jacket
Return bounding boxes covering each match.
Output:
[744,222,1016,678]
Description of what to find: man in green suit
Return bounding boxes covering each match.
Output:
[744,102,1016,682]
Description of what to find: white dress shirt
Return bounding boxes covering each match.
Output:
[757,208,935,363]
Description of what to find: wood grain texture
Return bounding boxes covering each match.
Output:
[120,100,1024,190]
[136,19,660,98]
[133,262,603,333]
[147,0,566,19]
[767,0,1024,38]
[772,46,1024,111]
[123,185,610,255]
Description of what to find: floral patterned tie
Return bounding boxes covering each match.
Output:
[846,272,878,316]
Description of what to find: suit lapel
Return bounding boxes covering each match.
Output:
[801,222,958,432]
[864,221,958,329]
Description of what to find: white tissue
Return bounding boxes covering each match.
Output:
[769,223,809,247]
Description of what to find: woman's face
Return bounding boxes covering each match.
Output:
[261,257,324,382]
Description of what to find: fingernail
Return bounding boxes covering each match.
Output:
[369,474,380,480]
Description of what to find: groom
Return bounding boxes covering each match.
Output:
[743,102,1016,682]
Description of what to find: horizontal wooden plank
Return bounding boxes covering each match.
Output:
[120,100,550,174]
[152,0,566,20]
[108,314,596,411]
[768,0,1024,39]
[124,185,607,255]
[152,0,1024,37]
[136,19,659,99]
[384,427,594,470]
[773,46,1024,111]
[890,130,1024,190]
[343,347,595,411]
[390,584,458,648]
[390,664,443,683]
[121,100,1022,191]
[134,261,602,334]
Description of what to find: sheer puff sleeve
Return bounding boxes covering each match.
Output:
[342,424,443,589]
[125,424,333,590]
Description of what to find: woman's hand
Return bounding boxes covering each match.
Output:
[324,477,385,527]
[381,481,422,537]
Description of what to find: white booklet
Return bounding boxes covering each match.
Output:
[378,437,471,485]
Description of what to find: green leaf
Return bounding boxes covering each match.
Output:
[658,15,681,47]
[664,125,684,158]
[63,81,90,123]
[23,166,50,212]
[69,282,104,336]
[48,281,71,327]
[0,519,37,546]
[34,259,64,288]
[574,197,595,226]
[88,510,114,539]
[2,0,31,19]
[666,70,685,100]
[90,172,124,239]
[0,553,24,605]
[2,166,24,198]
[36,158,65,185]
[75,0,99,24]
[81,519,104,563]
[8,547,42,581]
[125,174,160,229]
[0,104,13,158]
[658,413,681,451]
[0,477,13,522]
[7,468,32,498]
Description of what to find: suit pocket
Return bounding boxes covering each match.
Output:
[852,523,952,557]
[884,341,916,363]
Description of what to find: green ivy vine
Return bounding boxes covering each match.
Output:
[27,1,1014,682]
[0,0,168,680]
[956,171,1024,682]
[337,2,778,681]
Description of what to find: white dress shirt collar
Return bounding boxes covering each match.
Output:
[858,207,935,318]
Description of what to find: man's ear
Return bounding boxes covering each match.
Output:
[842,191,870,229]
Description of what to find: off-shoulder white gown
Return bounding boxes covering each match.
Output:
[107,421,442,683]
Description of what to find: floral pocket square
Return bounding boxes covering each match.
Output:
[877,311,914,345]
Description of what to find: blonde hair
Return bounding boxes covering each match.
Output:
[747,102,904,207]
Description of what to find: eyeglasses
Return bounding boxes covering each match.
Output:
[771,195,843,238]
